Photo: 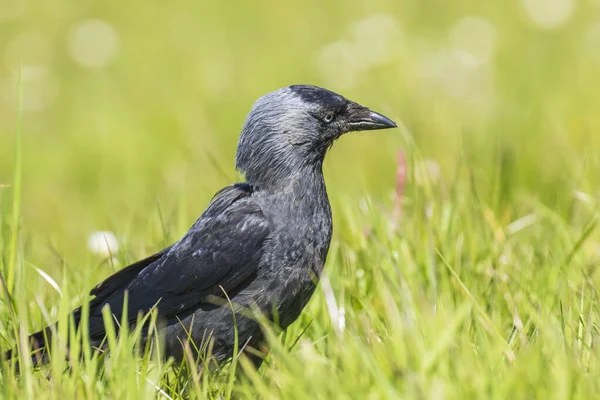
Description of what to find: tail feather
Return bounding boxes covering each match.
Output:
[3,328,51,371]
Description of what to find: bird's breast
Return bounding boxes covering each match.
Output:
[250,183,333,326]
[258,215,331,328]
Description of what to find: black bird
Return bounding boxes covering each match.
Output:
[6,84,396,368]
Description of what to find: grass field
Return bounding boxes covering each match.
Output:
[2,0,600,398]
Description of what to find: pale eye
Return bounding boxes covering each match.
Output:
[323,113,334,123]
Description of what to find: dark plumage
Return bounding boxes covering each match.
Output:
[5,84,396,368]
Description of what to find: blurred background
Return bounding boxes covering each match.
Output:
[0,0,599,280]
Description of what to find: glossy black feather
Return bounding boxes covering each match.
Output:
[83,183,269,338]
[88,247,172,306]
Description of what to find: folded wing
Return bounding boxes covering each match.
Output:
[83,183,269,338]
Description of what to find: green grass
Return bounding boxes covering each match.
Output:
[2,0,600,398]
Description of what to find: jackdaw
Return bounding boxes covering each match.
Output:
[5,84,396,369]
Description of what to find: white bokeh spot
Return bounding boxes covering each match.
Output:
[522,0,576,29]
[20,66,59,112]
[2,32,58,112]
[316,13,401,89]
[352,13,402,69]
[88,231,119,258]
[67,19,119,68]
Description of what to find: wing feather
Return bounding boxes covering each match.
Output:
[84,183,269,337]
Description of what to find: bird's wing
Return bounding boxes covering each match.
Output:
[88,246,174,305]
[86,183,270,335]
[71,245,173,324]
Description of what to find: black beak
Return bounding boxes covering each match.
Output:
[347,105,397,132]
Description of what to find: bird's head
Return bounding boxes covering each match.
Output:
[235,84,397,189]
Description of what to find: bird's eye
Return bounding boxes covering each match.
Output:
[323,113,334,123]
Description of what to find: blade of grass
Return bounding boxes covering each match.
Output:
[7,63,24,293]
[437,249,516,363]
[220,285,239,400]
